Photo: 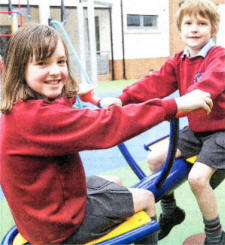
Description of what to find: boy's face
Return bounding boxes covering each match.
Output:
[25,40,68,99]
[181,14,212,57]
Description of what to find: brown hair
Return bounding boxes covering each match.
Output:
[176,0,220,36]
[1,23,78,113]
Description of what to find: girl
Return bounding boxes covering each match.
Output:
[0,24,212,244]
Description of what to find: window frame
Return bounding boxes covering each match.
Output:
[126,14,158,31]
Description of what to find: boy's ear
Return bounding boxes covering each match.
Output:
[211,27,217,37]
[211,31,216,38]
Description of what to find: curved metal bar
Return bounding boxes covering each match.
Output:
[133,158,192,202]
[50,20,92,85]
[1,226,18,245]
[117,119,179,184]
[50,20,88,109]
[117,143,146,180]
[155,118,179,188]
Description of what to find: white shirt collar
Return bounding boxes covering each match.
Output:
[182,39,214,59]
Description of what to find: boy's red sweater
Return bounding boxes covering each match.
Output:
[0,96,176,244]
[119,46,225,132]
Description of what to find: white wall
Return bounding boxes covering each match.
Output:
[109,0,123,60]
[217,4,225,48]
[110,0,170,60]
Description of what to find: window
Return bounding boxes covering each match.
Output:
[143,15,157,27]
[127,14,158,29]
[127,15,140,26]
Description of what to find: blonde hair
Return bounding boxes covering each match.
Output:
[1,23,78,113]
[176,0,220,35]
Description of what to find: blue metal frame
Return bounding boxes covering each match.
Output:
[117,119,180,186]
[1,221,159,245]
[117,143,146,180]
[1,226,25,245]
[134,158,192,202]
[155,118,179,188]
[98,221,159,245]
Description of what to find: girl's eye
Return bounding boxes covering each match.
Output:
[36,61,46,66]
[58,59,67,65]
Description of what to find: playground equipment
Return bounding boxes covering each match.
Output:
[0,0,31,74]
[0,0,23,74]
[1,113,181,245]
[2,3,225,244]
[2,107,225,244]
[0,0,23,37]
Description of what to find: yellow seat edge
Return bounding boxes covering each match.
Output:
[13,211,150,245]
[85,211,151,245]
[13,233,28,245]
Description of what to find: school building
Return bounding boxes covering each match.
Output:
[0,0,225,82]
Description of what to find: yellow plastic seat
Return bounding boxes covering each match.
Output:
[13,233,28,245]
[12,211,154,245]
[85,211,150,244]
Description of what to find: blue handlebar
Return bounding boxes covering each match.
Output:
[155,118,179,188]
[117,119,179,188]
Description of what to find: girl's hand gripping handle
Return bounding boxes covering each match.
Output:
[79,91,102,107]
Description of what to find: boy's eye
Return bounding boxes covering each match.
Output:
[183,20,191,25]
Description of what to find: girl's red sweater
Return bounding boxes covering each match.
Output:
[0,96,176,244]
[119,46,225,132]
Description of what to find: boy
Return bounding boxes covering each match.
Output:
[101,0,225,244]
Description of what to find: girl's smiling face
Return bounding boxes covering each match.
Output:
[25,40,68,99]
[181,14,212,57]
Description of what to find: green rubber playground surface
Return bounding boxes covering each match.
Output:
[1,79,225,244]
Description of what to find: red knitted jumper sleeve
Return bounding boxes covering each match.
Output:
[9,97,177,156]
[118,56,179,105]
